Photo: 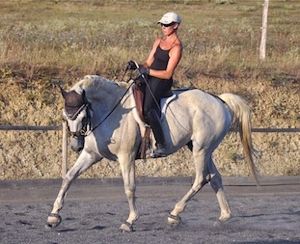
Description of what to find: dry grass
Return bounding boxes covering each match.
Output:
[0,0,299,83]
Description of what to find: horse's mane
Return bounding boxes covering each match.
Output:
[71,75,128,101]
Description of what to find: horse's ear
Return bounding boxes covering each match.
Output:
[58,85,67,98]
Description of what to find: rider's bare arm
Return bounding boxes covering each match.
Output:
[144,38,160,68]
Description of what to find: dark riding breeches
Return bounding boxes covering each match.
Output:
[142,75,172,123]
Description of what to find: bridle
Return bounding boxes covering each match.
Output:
[64,79,134,138]
[66,103,89,121]
[64,102,91,138]
[63,62,156,138]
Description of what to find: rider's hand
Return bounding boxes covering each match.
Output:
[138,66,149,76]
[127,60,138,70]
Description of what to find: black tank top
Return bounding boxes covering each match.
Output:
[147,45,173,98]
[150,46,170,71]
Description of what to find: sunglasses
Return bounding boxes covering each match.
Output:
[160,22,175,27]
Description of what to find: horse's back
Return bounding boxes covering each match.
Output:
[165,89,233,149]
[173,89,227,116]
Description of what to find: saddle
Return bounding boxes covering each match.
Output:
[133,85,177,122]
[132,84,180,159]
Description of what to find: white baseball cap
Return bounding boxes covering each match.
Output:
[158,12,181,25]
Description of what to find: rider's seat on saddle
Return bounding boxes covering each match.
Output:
[132,84,188,123]
[132,83,189,159]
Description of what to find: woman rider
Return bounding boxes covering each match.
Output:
[129,12,183,157]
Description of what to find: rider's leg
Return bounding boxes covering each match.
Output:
[144,109,167,157]
[143,78,168,157]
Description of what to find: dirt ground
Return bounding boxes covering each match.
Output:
[0,176,300,244]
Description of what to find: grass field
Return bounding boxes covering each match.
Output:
[0,0,299,179]
[0,0,299,83]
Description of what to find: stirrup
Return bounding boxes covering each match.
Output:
[150,147,168,158]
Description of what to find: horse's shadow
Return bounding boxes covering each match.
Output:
[235,209,300,218]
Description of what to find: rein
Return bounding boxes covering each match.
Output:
[66,65,159,138]
[84,79,134,136]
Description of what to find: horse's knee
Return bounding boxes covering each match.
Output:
[65,167,79,181]
[124,186,135,199]
[125,190,133,199]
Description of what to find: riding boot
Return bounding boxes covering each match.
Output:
[146,109,168,158]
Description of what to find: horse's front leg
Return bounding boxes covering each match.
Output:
[118,154,138,232]
[46,150,101,228]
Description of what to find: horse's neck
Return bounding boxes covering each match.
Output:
[89,86,133,119]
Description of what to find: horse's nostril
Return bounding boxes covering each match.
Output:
[71,145,83,152]
[70,136,84,152]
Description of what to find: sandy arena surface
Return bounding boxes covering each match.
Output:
[0,176,299,244]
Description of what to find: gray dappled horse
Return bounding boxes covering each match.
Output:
[47,75,258,232]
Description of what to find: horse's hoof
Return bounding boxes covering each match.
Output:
[167,213,181,226]
[218,212,232,222]
[46,213,62,228]
[119,222,134,232]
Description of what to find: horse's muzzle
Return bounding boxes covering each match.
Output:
[70,135,84,152]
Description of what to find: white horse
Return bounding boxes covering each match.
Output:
[47,75,258,232]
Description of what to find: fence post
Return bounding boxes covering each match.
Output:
[259,0,269,60]
[62,121,68,178]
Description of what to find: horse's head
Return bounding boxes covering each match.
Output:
[60,86,91,152]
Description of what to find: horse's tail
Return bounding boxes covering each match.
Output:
[219,93,260,186]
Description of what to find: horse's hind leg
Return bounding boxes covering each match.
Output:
[168,149,209,225]
[46,150,101,228]
[208,158,232,222]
